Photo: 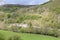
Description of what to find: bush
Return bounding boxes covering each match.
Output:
[33,27,41,34]
[0,32,22,40]
[0,33,5,40]
[8,35,22,40]
[57,30,60,37]
[19,27,25,33]
[9,26,19,32]
[20,26,60,37]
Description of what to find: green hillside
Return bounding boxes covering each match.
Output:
[0,0,59,27]
[0,0,60,38]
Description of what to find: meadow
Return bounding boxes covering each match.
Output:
[0,30,60,40]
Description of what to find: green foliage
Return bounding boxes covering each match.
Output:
[8,35,22,40]
[0,31,22,40]
[9,26,19,32]
[0,0,60,38]
[0,33,4,40]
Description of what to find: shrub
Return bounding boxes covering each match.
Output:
[19,27,25,33]
[0,33,5,40]
[8,35,22,40]
[9,26,19,32]
[33,28,41,34]
[57,30,60,37]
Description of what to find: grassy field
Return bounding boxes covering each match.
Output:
[0,30,60,40]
